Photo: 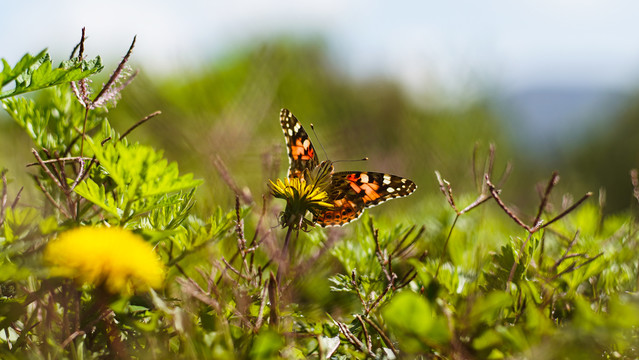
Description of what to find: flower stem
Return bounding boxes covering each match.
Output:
[276,226,294,284]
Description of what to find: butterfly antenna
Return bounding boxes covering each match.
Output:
[333,157,369,164]
[309,123,329,160]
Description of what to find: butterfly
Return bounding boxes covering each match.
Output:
[280,108,417,227]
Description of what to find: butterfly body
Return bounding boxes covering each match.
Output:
[279,108,416,227]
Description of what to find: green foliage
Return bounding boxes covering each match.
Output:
[1,36,639,360]
[383,291,449,353]
[75,140,202,222]
[1,49,102,99]
[3,85,106,153]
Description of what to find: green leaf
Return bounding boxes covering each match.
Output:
[3,85,107,152]
[383,291,432,336]
[3,208,40,243]
[0,51,103,99]
[250,330,284,359]
[84,140,202,221]
[0,49,48,87]
[72,177,121,218]
[469,291,513,327]
[383,291,449,352]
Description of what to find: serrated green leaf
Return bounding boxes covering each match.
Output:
[72,177,121,218]
[2,208,40,243]
[0,50,102,99]
[0,49,48,87]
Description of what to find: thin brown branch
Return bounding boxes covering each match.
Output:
[34,176,71,218]
[221,257,251,281]
[533,172,559,225]
[112,69,139,95]
[366,273,396,315]
[54,152,70,191]
[92,36,136,104]
[351,270,369,313]
[396,267,419,289]
[371,225,393,283]
[392,226,425,259]
[334,319,376,357]
[176,277,222,314]
[235,195,246,251]
[390,225,416,258]
[361,316,399,357]
[435,171,458,213]
[77,156,97,185]
[26,156,93,167]
[80,108,90,157]
[486,175,532,232]
[553,231,580,270]
[61,330,86,349]
[552,253,603,280]
[69,27,86,60]
[11,187,23,210]
[63,135,82,158]
[540,192,592,230]
[68,158,85,191]
[119,111,161,140]
[32,149,64,189]
[459,193,492,215]
[355,315,372,354]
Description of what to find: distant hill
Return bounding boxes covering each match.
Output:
[497,85,628,160]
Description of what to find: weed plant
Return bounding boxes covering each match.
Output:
[0,31,638,359]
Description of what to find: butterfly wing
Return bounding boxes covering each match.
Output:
[280,108,319,179]
[314,171,417,227]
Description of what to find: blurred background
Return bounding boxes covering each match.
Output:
[2,1,639,219]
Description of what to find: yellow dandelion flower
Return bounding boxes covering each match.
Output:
[269,177,333,230]
[44,227,165,294]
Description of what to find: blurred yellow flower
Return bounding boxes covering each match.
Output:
[44,227,165,294]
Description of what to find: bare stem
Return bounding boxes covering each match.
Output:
[486,175,532,232]
[540,192,592,230]
[119,111,161,140]
[533,172,559,225]
[435,214,459,278]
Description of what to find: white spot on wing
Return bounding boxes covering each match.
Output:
[360,173,369,183]
[383,175,391,185]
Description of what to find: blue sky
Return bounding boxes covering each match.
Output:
[3,1,639,94]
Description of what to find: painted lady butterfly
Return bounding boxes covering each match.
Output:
[280,108,417,227]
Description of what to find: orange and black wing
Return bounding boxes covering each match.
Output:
[280,108,319,179]
[313,171,417,227]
